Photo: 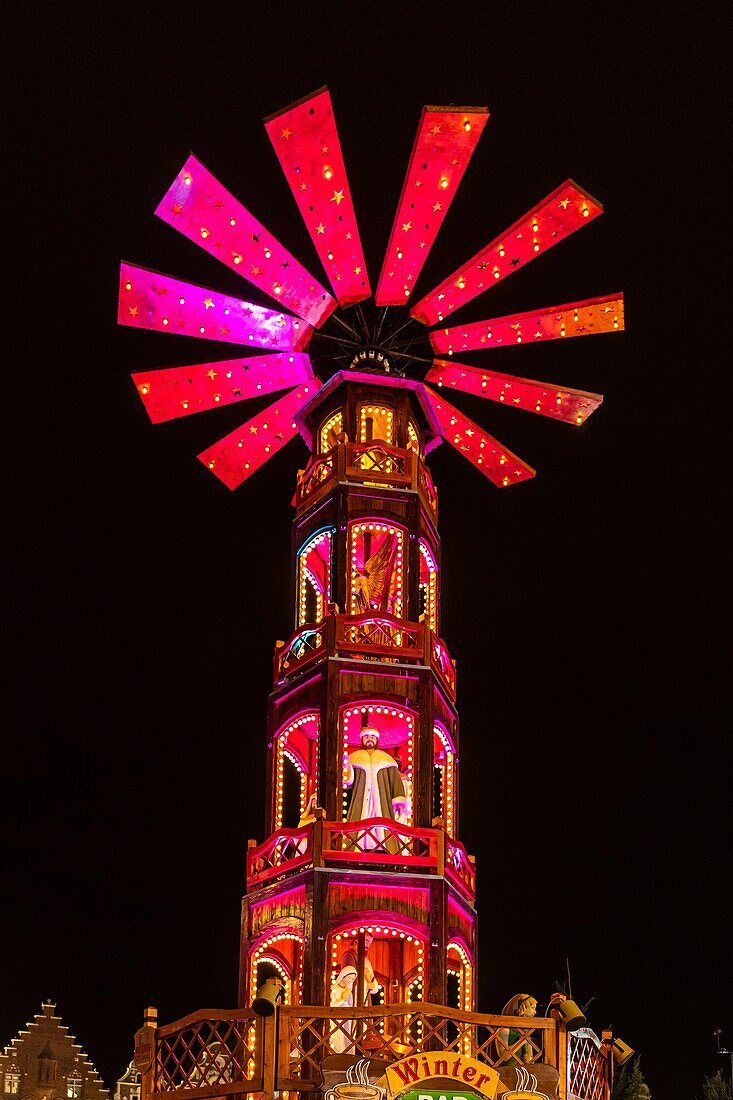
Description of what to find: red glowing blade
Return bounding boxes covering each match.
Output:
[132,352,313,424]
[118,263,311,351]
[429,293,625,354]
[265,87,370,307]
[375,106,489,306]
[155,155,336,327]
[427,360,603,426]
[199,380,323,490]
[411,181,603,325]
[422,388,535,488]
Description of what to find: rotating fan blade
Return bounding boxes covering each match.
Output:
[411,181,603,325]
[197,378,323,490]
[375,105,489,306]
[430,293,625,354]
[427,360,603,426]
[265,87,370,307]
[199,379,322,490]
[155,155,336,327]
[132,352,313,424]
[119,263,311,351]
[422,388,535,488]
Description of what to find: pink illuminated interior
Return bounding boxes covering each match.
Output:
[422,388,535,487]
[132,352,313,424]
[427,361,603,425]
[265,87,370,307]
[155,154,336,327]
[118,263,311,351]
[429,293,625,353]
[298,529,332,625]
[198,381,322,490]
[375,106,489,306]
[411,180,603,324]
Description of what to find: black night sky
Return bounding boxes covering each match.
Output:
[6,5,730,1100]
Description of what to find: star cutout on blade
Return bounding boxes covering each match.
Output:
[330,190,345,205]
[280,127,294,140]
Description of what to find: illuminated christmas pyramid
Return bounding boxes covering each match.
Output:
[121,86,623,1098]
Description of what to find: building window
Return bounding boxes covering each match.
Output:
[67,1074,83,1099]
[419,540,438,631]
[4,1073,21,1095]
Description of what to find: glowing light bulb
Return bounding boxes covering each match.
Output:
[582,204,589,217]
[264,248,271,259]
[140,384,149,395]
[493,268,500,279]
[532,221,539,232]
[327,250,334,261]
[184,175,191,186]
[439,177,449,189]
[464,120,471,131]
[323,165,333,180]
[533,240,540,252]
[396,249,403,260]
[498,245,505,257]
[273,284,282,295]
[125,281,132,291]
[229,217,236,226]
[162,317,168,325]
[200,227,209,239]
[179,296,185,304]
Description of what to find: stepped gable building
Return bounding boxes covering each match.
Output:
[1,1003,108,1100]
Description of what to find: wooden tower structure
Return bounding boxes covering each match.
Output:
[240,369,477,1016]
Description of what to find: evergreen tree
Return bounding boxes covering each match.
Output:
[611,1056,649,1100]
[701,1069,733,1100]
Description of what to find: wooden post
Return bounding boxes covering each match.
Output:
[134,1006,157,1100]
[261,1013,276,1100]
[556,1019,568,1100]
[601,1030,614,1100]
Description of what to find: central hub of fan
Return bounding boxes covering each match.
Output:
[348,347,395,373]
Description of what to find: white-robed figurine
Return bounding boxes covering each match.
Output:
[329,964,358,1053]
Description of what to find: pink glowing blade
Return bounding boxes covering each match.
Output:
[265,87,370,307]
[132,352,313,424]
[422,388,535,488]
[118,263,311,351]
[199,380,323,490]
[375,106,489,307]
[427,360,603,426]
[411,181,603,325]
[429,293,625,354]
[155,155,336,327]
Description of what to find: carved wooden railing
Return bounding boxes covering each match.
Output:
[345,441,412,486]
[140,1004,611,1100]
[430,634,457,697]
[445,837,476,897]
[152,1007,262,1096]
[273,615,455,692]
[245,818,475,902]
[273,622,326,682]
[294,441,438,520]
[335,612,425,661]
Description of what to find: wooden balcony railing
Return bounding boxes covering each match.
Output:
[274,613,455,699]
[294,441,438,520]
[139,1004,611,1100]
[246,817,475,902]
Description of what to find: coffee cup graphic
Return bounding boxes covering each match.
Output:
[324,1058,385,1100]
